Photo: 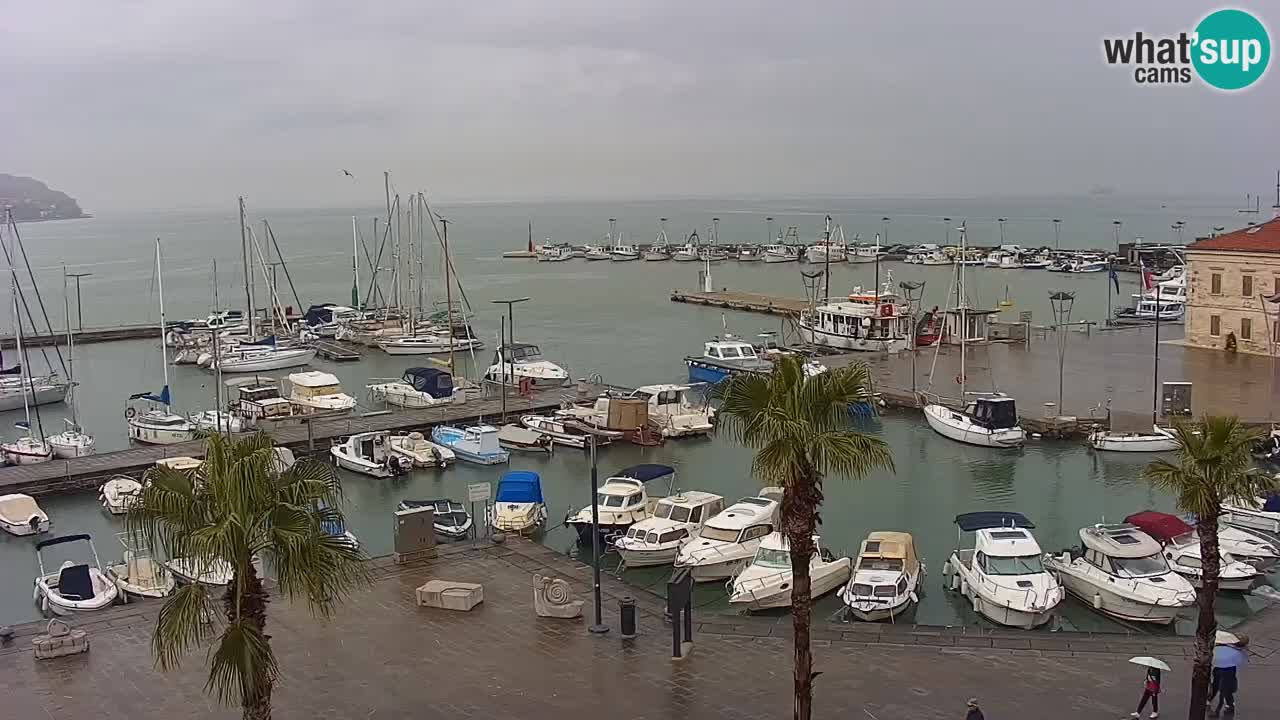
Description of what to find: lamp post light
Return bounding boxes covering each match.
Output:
[997,217,1007,245]
[1049,290,1076,415]
[942,217,952,245]
[882,217,890,246]
[1112,220,1122,254]
[587,433,609,634]
[765,216,774,243]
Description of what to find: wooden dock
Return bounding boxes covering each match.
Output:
[0,383,607,498]
[670,290,808,316]
[0,323,159,349]
[314,341,361,361]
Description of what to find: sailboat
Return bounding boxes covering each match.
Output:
[922,223,1025,448]
[1,276,53,465]
[127,240,197,445]
[47,267,94,458]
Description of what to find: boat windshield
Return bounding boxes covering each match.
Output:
[599,493,639,508]
[653,503,692,522]
[1111,553,1170,578]
[754,547,791,569]
[984,554,1045,576]
[700,526,740,543]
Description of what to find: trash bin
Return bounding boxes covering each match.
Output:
[620,596,637,638]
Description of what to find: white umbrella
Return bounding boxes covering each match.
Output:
[1215,630,1240,645]
[1128,656,1171,671]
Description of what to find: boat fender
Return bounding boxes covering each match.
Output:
[970,593,979,613]
[941,560,951,576]
[124,407,137,420]
[959,577,968,596]
[1092,592,1103,610]
[954,374,966,386]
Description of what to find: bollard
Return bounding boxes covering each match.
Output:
[619,596,637,638]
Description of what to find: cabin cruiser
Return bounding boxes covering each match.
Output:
[0,374,70,412]
[105,533,174,599]
[189,409,247,434]
[942,512,1062,629]
[566,464,674,545]
[398,499,473,539]
[378,331,483,355]
[1043,524,1195,625]
[1126,511,1260,591]
[368,367,457,408]
[388,431,454,468]
[520,414,619,449]
[1126,510,1278,571]
[847,241,887,264]
[630,384,714,438]
[674,490,781,581]
[302,304,359,338]
[684,335,775,384]
[165,557,234,587]
[923,395,1025,448]
[762,243,800,263]
[491,471,548,533]
[227,379,295,427]
[798,282,912,353]
[1067,257,1108,273]
[1088,424,1178,452]
[615,492,725,567]
[483,343,569,389]
[99,476,142,515]
[286,371,358,415]
[431,425,510,465]
[33,534,120,616]
[0,493,50,536]
[1222,494,1280,534]
[728,532,852,610]
[330,431,412,478]
[838,531,925,622]
[1114,298,1185,324]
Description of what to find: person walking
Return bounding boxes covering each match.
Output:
[965,698,984,720]
[1209,635,1248,716]
[1130,667,1160,718]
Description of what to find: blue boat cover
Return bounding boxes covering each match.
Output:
[303,304,337,327]
[954,511,1034,531]
[243,335,277,347]
[403,367,453,398]
[496,471,543,503]
[1263,493,1280,512]
[615,463,676,483]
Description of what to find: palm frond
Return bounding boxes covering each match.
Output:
[1144,415,1271,517]
[810,430,895,479]
[152,582,220,671]
[206,617,278,706]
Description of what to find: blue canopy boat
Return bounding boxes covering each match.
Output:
[492,470,548,533]
[565,463,677,546]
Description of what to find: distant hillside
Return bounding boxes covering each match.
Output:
[0,174,86,221]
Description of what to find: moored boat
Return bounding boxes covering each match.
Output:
[614,491,725,567]
[838,531,924,622]
[728,532,852,611]
[674,489,781,581]
[397,498,473,539]
[33,534,120,616]
[942,511,1062,629]
[431,425,510,465]
[0,493,49,536]
[566,463,674,546]
[388,431,454,468]
[330,431,412,478]
[491,470,548,533]
[99,476,142,515]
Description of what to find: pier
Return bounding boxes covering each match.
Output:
[669,290,808,316]
[313,340,362,361]
[0,322,159,349]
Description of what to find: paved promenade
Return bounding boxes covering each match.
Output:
[1,538,1275,719]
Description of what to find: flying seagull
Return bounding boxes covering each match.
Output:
[342,169,355,179]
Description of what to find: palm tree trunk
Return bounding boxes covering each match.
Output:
[783,474,819,720]
[1187,513,1221,720]
[225,564,274,720]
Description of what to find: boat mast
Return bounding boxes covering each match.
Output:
[12,275,35,438]
[442,217,455,371]
[958,222,967,400]
[156,239,173,412]
[1152,254,1160,427]
[213,259,224,435]
[416,193,426,320]
[351,215,360,308]
[407,194,416,337]
[263,220,277,338]
[62,266,77,429]
[238,197,254,339]
[823,216,832,301]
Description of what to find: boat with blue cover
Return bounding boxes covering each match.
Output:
[492,470,548,533]
[685,335,774,384]
[430,425,510,465]
[566,463,676,546]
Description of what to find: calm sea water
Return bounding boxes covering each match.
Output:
[0,195,1273,628]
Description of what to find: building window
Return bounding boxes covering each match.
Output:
[1211,273,1222,295]
[1242,318,1252,340]
[1243,275,1254,297]
[1210,315,1221,336]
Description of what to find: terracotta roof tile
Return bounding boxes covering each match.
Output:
[1189,218,1280,253]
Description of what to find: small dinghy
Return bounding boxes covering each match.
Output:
[99,476,142,515]
[491,471,548,533]
[33,534,120,616]
[498,424,553,454]
[165,557,234,587]
[106,533,175,599]
[388,431,454,468]
[431,425,509,465]
[397,499,473,539]
[0,493,50,536]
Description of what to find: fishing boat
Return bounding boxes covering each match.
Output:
[388,431,454,468]
[684,334,776,384]
[491,470,548,533]
[615,492,725,567]
[47,273,94,458]
[285,371,358,414]
[330,431,412,478]
[583,244,611,261]
[538,244,574,262]
[483,342,569,389]
[847,234,887,264]
[397,499,473,539]
[984,251,1023,269]
[33,534,120,616]
[762,242,800,263]
[728,532,852,611]
[431,425,509,465]
[0,493,50,536]
[99,476,142,515]
[165,557,234,587]
[610,243,640,261]
[566,463,675,545]
[942,511,1062,629]
[736,245,762,262]
[804,216,847,263]
[798,277,912,353]
[674,490,781,581]
[644,223,672,261]
[127,241,198,445]
[105,532,174,599]
[672,240,700,262]
[838,531,925,622]
[1043,523,1195,625]
[368,367,457,408]
[630,384,714,438]
[1067,258,1108,273]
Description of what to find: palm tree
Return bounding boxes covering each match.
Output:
[716,355,893,720]
[1144,416,1272,720]
[127,433,367,720]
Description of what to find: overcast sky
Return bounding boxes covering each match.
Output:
[2,1,1276,210]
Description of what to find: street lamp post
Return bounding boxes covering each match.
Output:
[65,271,92,331]
[882,217,890,246]
[1049,290,1076,415]
[998,217,1007,245]
[1052,219,1062,251]
[491,297,530,421]
[587,434,609,634]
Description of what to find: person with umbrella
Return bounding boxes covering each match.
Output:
[1209,633,1248,716]
[1128,656,1169,718]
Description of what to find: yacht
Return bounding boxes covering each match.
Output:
[1126,510,1278,573]
[672,241,700,262]
[210,343,316,373]
[388,431,454,468]
[0,375,70,412]
[491,470,548,534]
[798,280,912,353]
[674,490,781,581]
[942,511,1063,629]
[378,332,483,355]
[520,414,619,449]
[368,367,457,408]
[838,531,925,622]
[431,425,510,465]
[566,463,674,545]
[33,534,120,617]
[728,532,852,610]
[99,476,142,515]
[614,492,725,567]
[498,424,553,453]
[398,499,473,539]
[2,434,53,465]
[286,371,358,415]
[1068,258,1108,273]
[684,334,775,384]
[128,406,198,445]
[804,217,847,263]
[483,343,569,389]
[330,431,412,478]
[1044,524,1196,625]
[0,493,50,536]
[924,395,1024,448]
[629,384,714,438]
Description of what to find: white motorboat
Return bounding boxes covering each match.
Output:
[629,384,714,438]
[368,367,457,408]
[728,532,852,610]
[671,240,700,262]
[483,343,569,389]
[1126,510,1276,579]
[398,499,473,539]
[1159,541,1258,591]
[798,279,912,353]
[520,414,618,449]
[566,463,674,545]
[2,434,53,465]
[737,245,762,262]
[762,243,800,263]
[847,236,886,264]
[615,492,725,567]
[1089,425,1178,452]
[431,424,510,465]
[1222,495,1280,534]
[491,470,548,533]
[942,511,1062,629]
[923,396,1025,448]
[1043,524,1195,625]
[539,244,574,262]
[189,409,246,434]
[838,531,925,622]
[286,371,357,414]
[48,420,96,459]
[99,476,142,515]
[1068,258,1108,273]
[388,431,454,468]
[211,344,316,373]
[1114,298,1185,324]
[33,534,120,616]
[331,431,412,478]
[165,557,234,587]
[684,333,776,384]
[0,493,50,536]
[583,244,611,261]
[105,533,175,599]
[610,240,641,262]
[984,251,1023,269]
[378,333,483,355]
[498,424,553,453]
[674,490,781,581]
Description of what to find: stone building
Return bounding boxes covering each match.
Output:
[1185,216,1280,355]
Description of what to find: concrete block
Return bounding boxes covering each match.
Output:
[416,580,484,611]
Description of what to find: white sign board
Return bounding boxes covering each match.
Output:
[467,482,491,503]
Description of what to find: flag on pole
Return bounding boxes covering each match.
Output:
[1139,257,1155,291]
[1109,262,1120,293]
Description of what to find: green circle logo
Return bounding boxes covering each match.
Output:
[1192,9,1270,90]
